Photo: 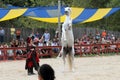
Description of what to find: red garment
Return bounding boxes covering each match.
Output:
[27,37,32,44]
[28,61,33,68]
[26,50,39,69]
[35,53,39,63]
[102,31,107,38]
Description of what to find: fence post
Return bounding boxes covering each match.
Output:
[13,48,16,60]
[116,44,119,55]
[79,45,82,57]
[3,47,7,61]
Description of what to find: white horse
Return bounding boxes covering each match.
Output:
[57,7,75,72]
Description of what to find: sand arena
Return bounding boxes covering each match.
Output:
[0,55,120,80]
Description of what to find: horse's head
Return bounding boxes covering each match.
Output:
[64,7,71,16]
[63,7,72,31]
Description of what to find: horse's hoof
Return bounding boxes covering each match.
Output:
[56,56,60,59]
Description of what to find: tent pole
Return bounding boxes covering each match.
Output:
[58,0,61,45]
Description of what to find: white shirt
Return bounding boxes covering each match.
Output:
[43,33,50,42]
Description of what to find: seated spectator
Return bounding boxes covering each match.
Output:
[33,37,39,46]
[16,49,23,56]
[111,34,115,41]
[38,64,55,80]
[16,29,21,40]
[51,38,59,53]
[39,41,51,58]
[38,39,43,47]
[7,45,14,57]
[40,41,49,55]
[95,31,100,41]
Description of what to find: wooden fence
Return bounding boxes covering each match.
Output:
[0,43,120,61]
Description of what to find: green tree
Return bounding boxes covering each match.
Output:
[89,0,110,8]
[0,0,6,8]
[107,0,120,7]
[105,0,120,31]
[72,0,91,7]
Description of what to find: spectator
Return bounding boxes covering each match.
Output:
[16,29,21,40]
[10,25,16,40]
[35,31,40,39]
[102,30,107,39]
[51,38,59,53]
[111,34,115,41]
[42,29,50,45]
[38,39,43,47]
[40,41,49,55]
[106,33,111,40]
[7,45,14,57]
[30,31,35,40]
[33,37,39,46]
[0,27,5,43]
[38,64,55,80]
[95,31,100,41]
[10,39,16,47]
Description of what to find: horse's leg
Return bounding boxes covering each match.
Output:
[71,46,75,72]
[57,46,63,58]
[62,52,66,72]
[63,33,67,41]
[62,25,67,41]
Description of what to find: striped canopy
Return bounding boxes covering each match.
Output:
[0,8,27,22]
[0,6,120,24]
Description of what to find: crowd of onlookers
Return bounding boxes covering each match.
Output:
[75,30,120,45]
[74,30,120,55]
[0,27,120,57]
[0,28,60,57]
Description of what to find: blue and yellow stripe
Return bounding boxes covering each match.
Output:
[0,8,27,21]
[0,6,120,23]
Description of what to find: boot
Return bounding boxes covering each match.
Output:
[28,68,32,75]
[30,67,35,75]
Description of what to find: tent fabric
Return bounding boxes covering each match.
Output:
[0,8,27,21]
[72,8,97,24]
[81,8,112,23]
[28,7,83,23]
[104,8,120,17]
[24,6,64,18]
[0,8,9,19]
[0,6,120,23]
[24,7,120,23]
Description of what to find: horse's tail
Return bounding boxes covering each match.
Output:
[67,54,72,71]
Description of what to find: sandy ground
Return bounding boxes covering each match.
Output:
[0,55,120,80]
